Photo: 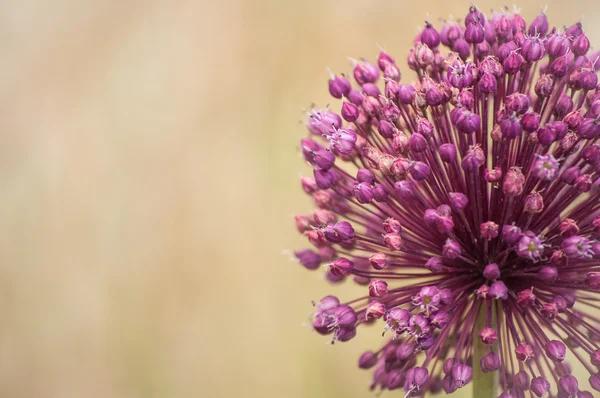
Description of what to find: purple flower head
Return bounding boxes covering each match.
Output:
[294,6,600,397]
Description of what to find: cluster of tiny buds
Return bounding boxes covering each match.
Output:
[293,5,600,397]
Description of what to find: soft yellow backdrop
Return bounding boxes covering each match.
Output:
[0,1,597,397]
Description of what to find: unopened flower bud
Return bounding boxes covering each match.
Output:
[369,252,388,270]
[483,263,500,280]
[369,279,388,297]
[329,75,351,98]
[438,143,457,163]
[524,191,544,213]
[480,327,497,345]
[383,233,402,251]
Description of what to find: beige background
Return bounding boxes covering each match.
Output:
[0,0,597,397]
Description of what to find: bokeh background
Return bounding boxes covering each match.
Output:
[0,0,597,397]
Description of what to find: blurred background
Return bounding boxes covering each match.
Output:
[0,0,597,397]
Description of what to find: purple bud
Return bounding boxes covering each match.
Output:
[555,95,574,121]
[485,167,503,182]
[545,340,566,362]
[362,83,381,97]
[563,166,582,185]
[409,161,430,181]
[365,301,386,320]
[295,249,321,270]
[353,59,379,85]
[505,93,530,115]
[535,74,554,98]
[475,41,490,59]
[465,21,484,44]
[384,62,401,81]
[377,119,395,139]
[503,51,524,75]
[420,22,440,48]
[497,41,517,63]
[430,311,450,329]
[347,88,364,105]
[353,182,374,204]
[386,369,404,390]
[377,50,395,71]
[442,239,461,260]
[395,180,415,200]
[369,279,388,297]
[462,145,485,171]
[515,343,534,361]
[549,54,571,78]
[537,126,556,145]
[397,84,416,104]
[314,170,335,189]
[329,75,351,98]
[341,100,359,122]
[356,168,375,185]
[579,118,600,139]
[358,351,378,369]
[480,327,497,345]
[558,375,579,396]
[494,14,512,42]
[396,343,415,360]
[369,252,388,270]
[480,352,500,373]
[514,371,530,390]
[449,192,468,211]
[438,143,457,163]
[329,257,354,277]
[503,167,525,196]
[516,288,535,308]
[425,257,444,273]
[490,280,508,300]
[453,39,471,60]
[409,133,428,152]
[522,36,546,61]
[452,364,472,388]
[478,72,497,94]
[334,221,354,241]
[483,263,500,280]
[441,22,461,46]
[539,266,558,283]
[454,110,481,134]
[524,191,544,213]
[581,69,598,90]
[382,101,400,122]
[522,112,541,132]
[383,233,402,251]
[531,376,550,397]
[529,13,549,37]
[403,367,428,396]
[381,218,401,234]
[313,149,335,170]
[500,116,522,139]
[501,224,522,245]
[573,34,590,56]
[586,272,600,289]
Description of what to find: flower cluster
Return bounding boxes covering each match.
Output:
[293,5,600,397]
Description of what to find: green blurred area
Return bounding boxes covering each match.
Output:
[0,1,596,397]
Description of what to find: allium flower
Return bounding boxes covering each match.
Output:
[293,6,600,397]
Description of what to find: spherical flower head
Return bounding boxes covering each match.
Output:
[293,6,600,397]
